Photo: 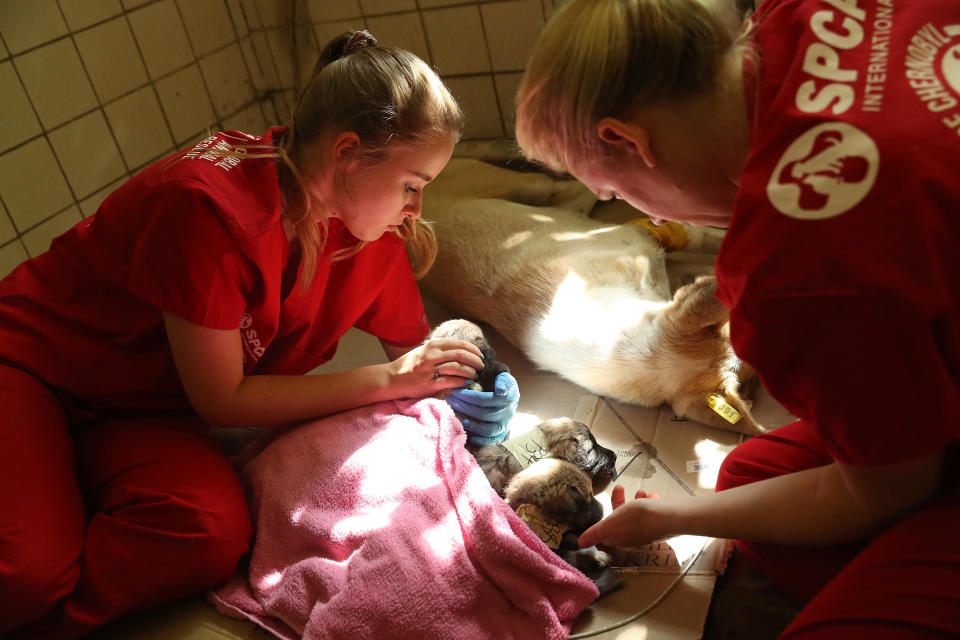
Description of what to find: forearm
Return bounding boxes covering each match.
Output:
[662,458,939,545]
[206,364,396,428]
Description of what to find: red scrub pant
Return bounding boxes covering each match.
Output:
[716,419,959,639]
[0,364,252,638]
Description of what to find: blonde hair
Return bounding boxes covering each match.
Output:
[516,0,734,174]
[279,31,462,288]
[196,32,462,290]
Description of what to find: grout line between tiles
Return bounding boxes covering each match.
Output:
[603,398,697,497]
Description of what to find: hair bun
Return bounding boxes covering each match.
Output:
[343,30,377,54]
[316,30,377,73]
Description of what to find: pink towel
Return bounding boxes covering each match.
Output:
[210,398,597,639]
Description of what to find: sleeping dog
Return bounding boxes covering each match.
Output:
[421,159,764,435]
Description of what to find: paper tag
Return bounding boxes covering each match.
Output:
[686,460,711,473]
[707,394,741,424]
[501,429,550,469]
[516,504,568,549]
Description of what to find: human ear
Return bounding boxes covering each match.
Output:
[596,117,657,169]
[331,131,362,165]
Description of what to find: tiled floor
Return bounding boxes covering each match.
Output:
[90,281,797,640]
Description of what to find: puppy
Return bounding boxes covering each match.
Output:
[472,417,617,497]
[505,458,611,572]
[427,318,510,393]
[421,159,764,435]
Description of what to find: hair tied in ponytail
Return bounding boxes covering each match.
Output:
[315,30,378,72]
[343,30,377,54]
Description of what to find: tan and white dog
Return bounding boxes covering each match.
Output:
[421,159,764,435]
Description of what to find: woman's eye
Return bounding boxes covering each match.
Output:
[405,185,419,194]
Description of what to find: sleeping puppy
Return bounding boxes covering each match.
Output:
[428,318,510,393]
[504,458,611,572]
[471,416,617,497]
[421,159,765,435]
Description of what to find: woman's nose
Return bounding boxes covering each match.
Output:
[403,193,422,219]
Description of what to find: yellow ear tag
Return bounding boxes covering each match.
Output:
[708,394,742,424]
[515,504,568,550]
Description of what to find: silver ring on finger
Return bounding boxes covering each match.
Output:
[432,367,440,381]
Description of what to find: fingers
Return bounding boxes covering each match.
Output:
[611,485,625,510]
[423,338,484,371]
[460,417,508,440]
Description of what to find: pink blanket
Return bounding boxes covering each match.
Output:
[210,398,597,639]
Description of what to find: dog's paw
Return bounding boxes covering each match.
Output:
[562,547,612,573]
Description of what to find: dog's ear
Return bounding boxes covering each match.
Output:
[663,275,729,333]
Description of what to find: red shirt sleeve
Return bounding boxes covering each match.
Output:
[731,293,960,466]
[127,181,257,330]
[353,248,430,348]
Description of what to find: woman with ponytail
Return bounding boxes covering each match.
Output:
[0,32,519,638]
[519,1,959,637]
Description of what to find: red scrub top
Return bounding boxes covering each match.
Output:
[716,0,960,465]
[0,127,430,417]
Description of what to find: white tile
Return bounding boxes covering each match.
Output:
[0,239,29,279]
[493,71,523,136]
[79,177,127,217]
[128,0,193,79]
[48,110,127,198]
[75,16,149,103]
[121,0,153,8]
[360,0,415,15]
[266,28,295,87]
[423,5,490,75]
[0,32,7,58]
[0,61,42,153]
[257,0,287,27]
[366,12,429,64]
[155,64,217,143]
[443,75,503,139]
[0,137,74,230]
[103,86,175,169]
[222,102,267,136]
[481,0,544,71]
[250,30,279,87]
[22,205,82,257]
[178,0,236,58]
[58,0,123,31]
[418,0,465,7]
[0,199,15,244]
[239,0,262,29]
[226,0,248,37]
[15,39,98,129]
[238,36,266,90]
[0,0,68,55]
[200,43,255,119]
[308,0,361,21]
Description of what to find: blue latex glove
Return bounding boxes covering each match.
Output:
[446,371,519,446]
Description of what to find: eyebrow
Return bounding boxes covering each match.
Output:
[410,171,433,182]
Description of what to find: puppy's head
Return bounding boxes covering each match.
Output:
[427,318,510,392]
[504,458,603,533]
[657,276,765,435]
[537,418,617,494]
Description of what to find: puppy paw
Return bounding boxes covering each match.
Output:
[563,547,612,573]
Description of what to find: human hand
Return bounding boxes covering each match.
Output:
[445,371,519,446]
[578,485,664,549]
[387,338,484,400]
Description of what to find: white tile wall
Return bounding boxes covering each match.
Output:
[0,0,554,278]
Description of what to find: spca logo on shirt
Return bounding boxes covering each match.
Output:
[767,122,879,220]
[239,312,266,365]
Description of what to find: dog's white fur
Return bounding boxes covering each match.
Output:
[421,159,763,434]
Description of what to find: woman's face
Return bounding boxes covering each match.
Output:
[572,150,737,228]
[311,135,456,242]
